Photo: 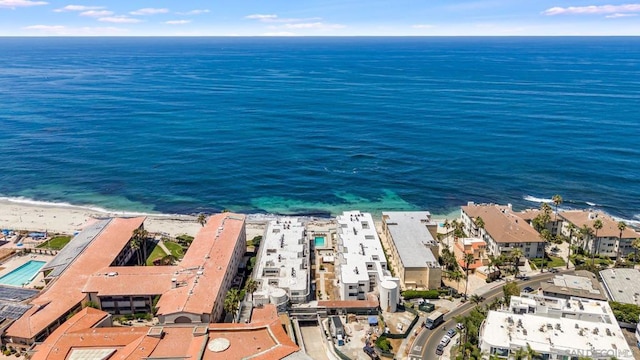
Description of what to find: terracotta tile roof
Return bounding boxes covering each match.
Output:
[6,217,146,340]
[318,294,379,309]
[156,213,245,317]
[83,266,176,296]
[462,204,543,244]
[559,210,639,238]
[31,304,299,360]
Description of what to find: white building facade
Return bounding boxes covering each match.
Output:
[253,217,310,307]
[335,211,399,301]
[479,294,634,360]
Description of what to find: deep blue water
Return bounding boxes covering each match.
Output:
[0,37,639,221]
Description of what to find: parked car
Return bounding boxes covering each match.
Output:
[446,328,456,337]
[456,322,465,330]
[523,286,534,293]
[440,335,451,346]
[517,275,530,281]
[436,344,444,355]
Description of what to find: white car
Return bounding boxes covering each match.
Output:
[440,335,451,346]
[456,322,465,330]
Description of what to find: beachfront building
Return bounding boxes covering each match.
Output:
[30,304,305,360]
[479,294,634,360]
[461,203,545,259]
[559,210,639,258]
[381,211,441,290]
[2,213,247,350]
[252,217,310,308]
[600,268,640,306]
[335,211,399,302]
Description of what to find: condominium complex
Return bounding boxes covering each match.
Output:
[253,217,310,307]
[3,213,247,349]
[600,268,640,305]
[461,203,545,258]
[559,210,639,258]
[479,294,634,360]
[381,211,441,290]
[335,211,399,301]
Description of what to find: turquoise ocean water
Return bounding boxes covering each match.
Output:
[0,37,639,222]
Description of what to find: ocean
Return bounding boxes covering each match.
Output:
[0,37,639,222]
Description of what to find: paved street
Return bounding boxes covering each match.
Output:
[408,271,565,360]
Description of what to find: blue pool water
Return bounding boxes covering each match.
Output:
[314,236,326,247]
[0,260,46,286]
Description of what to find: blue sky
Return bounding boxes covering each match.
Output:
[1,0,639,36]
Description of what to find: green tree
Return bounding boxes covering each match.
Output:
[474,216,485,237]
[511,248,523,276]
[592,219,603,265]
[197,213,207,227]
[132,227,149,266]
[566,223,577,269]
[469,294,484,306]
[539,229,552,273]
[463,252,475,299]
[447,269,464,292]
[616,221,627,265]
[632,238,640,263]
[244,278,259,301]
[502,281,519,304]
[444,219,451,240]
[129,235,142,266]
[224,288,241,321]
[552,194,563,223]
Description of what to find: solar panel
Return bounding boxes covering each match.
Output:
[0,285,39,302]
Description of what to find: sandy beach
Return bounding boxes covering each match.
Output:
[0,199,271,239]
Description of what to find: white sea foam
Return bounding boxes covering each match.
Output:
[0,196,174,218]
[523,195,552,203]
[586,201,597,206]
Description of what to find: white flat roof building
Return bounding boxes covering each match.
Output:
[336,211,397,301]
[600,268,640,305]
[479,294,634,360]
[253,218,310,306]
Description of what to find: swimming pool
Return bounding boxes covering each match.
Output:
[314,236,326,247]
[0,260,46,286]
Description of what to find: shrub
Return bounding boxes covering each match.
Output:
[375,336,392,352]
[401,290,440,300]
[609,302,640,324]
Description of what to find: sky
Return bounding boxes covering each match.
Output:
[1,0,639,36]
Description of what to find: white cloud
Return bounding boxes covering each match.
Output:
[98,16,141,23]
[606,12,638,18]
[282,22,345,30]
[165,20,190,25]
[53,4,103,12]
[412,24,435,29]
[260,31,296,36]
[130,8,168,15]
[543,4,640,16]
[24,24,128,35]
[0,0,47,8]
[80,10,112,17]
[246,14,278,21]
[177,9,209,15]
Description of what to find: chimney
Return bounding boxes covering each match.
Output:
[171,278,177,289]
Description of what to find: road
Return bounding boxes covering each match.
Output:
[408,271,570,360]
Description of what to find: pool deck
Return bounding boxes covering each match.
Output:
[0,253,54,289]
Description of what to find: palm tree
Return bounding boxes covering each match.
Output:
[132,228,149,266]
[448,269,464,292]
[244,278,259,302]
[512,347,528,360]
[616,221,627,265]
[444,219,451,240]
[469,294,484,306]
[463,252,475,299]
[539,229,552,273]
[129,236,142,265]
[511,248,523,277]
[197,213,207,227]
[592,219,603,266]
[632,238,640,263]
[525,343,540,360]
[224,288,241,321]
[474,216,485,237]
[552,194,563,223]
[566,223,577,269]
